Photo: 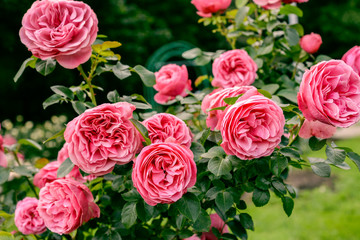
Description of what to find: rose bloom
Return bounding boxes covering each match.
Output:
[64,102,141,176]
[220,92,285,160]
[299,119,336,139]
[132,142,197,206]
[20,0,98,69]
[143,113,193,148]
[342,46,360,75]
[0,135,7,168]
[253,0,282,9]
[201,86,259,130]
[184,213,228,240]
[212,49,258,88]
[299,33,322,54]
[38,178,100,235]
[298,60,360,128]
[191,0,232,18]
[154,64,192,104]
[14,197,46,235]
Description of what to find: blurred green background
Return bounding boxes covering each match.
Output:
[1,0,360,123]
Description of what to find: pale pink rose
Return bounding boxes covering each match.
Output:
[282,0,308,3]
[3,135,17,146]
[154,64,192,104]
[37,178,100,235]
[212,50,258,88]
[132,142,197,206]
[299,33,322,54]
[201,86,259,130]
[342,46,360,75]
[143,113,193,148]
[19,0,98,69]
[253,0,282,9]
[299,119,336,139]
[220,93,285,160]
[64,102,141,176]
[14,197,46,235]
[298,60,360,128]
[184,213,228,240]
[191,0,231,18]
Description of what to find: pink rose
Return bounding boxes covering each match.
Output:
[14,197,46,235]
[253,0,282,9]
[298,60,360,128]
[143,113,193,148]
[184,213,228,240]
[299,33,322,54]
[342,46,360,75]
[0,135,7,168]
[201,86,259,130]
[37,178,100,235]
[64,102,141,176]
[220,93,285,160]
[19,0,98,69]
[299,119,336,139]
[191,0,232,18]
[154,64,192,104]
[132,142,197,206]
[212,50,258,88]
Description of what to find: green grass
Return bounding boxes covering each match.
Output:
[247,137,360,240]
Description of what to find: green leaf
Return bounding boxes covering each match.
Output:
[191,142,205,162]
[262,84,279,94]
[13,166,33,177]
[277,89,298,103]
[280,147,300,160]
[121,202,137,228]
[208,156,232,177]
[179,229,194,239]
[348,152,360,171]
[76,90,86,102]
[14,57,37,82]
[315,55,332,63]
[326,145,346,165]
[282,197,294,217]
[50,85,74,100]
[35,58,56,76]
[257,43,273,56]
[235,6,250,28]
[182,48,202,59]
[223,95,242,105]
[43,128,65,144]
[113,62,131,80]
[206,186,223,200]
[0,231,14,240]
[215,191,233,214]
[285,27,300,46]
[0,167,10,184]
[107,90,121,103]
[252,188,270,207]
[136,200,154,222]
[181,96,198,104]
[201,146,225,159]
[57,158,75,178]
[279,4,303,17]
[174,192,201,222]
[121,189,141,202]
[130,118,151,145]
[311,162,331,177]
[258,89,272,99]
[290,24,304,36]
[207,106,227,112]
[132,65,156,87]
[240,213,254,231]
[227,220,247,239]
[270,155,288,176]
[235,0,248,8]
[309,137,327,151]
[271,180,287,195]
[43,94,62,109]
[161,228,176,240]
[193,209,211,232]
[72,101,87,114]
[255,177,270,190]
[18,139,42,151]
[131,102,152,110]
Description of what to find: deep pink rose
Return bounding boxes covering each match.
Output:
[253,0,282,9]
[154,64,192,104]
[212,50,258,88]
[19,0,98,69]
[342,46,360,75]
[14,197,46,235]
[220,93,285,160]
[299,119,336,139]
[184,213,228,240]
[132,142,197,206]
[143,113,193,148]
[64,102,141,176]
[191,0,231,18]
[37,178,100,235]
[201,86,259,130]
[299,33,322,54]
[298,60,360,128]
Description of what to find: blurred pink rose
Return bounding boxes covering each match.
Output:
[143,113,193,147]
[201,86,259,130]
[64,102,141,176]
[298,60,360,128]
[184,213,228,240]
[253,0,282,9]
[191,0,231,18]
[220,93,285,160]
[132,142,197,206]
[38,178,100,235]
[15,197,46,235]
[19,0,98,69]
[342,46,360,75]
[3,135,17,146]
[212,49,258,88]
[299,119,336,139]
[154,64,192,104]
[299,33,322,54]
[282,0,308,3]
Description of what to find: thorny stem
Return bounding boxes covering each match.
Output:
[215,14,236,50]
[287,116,305,146]
[77,62,98,106]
